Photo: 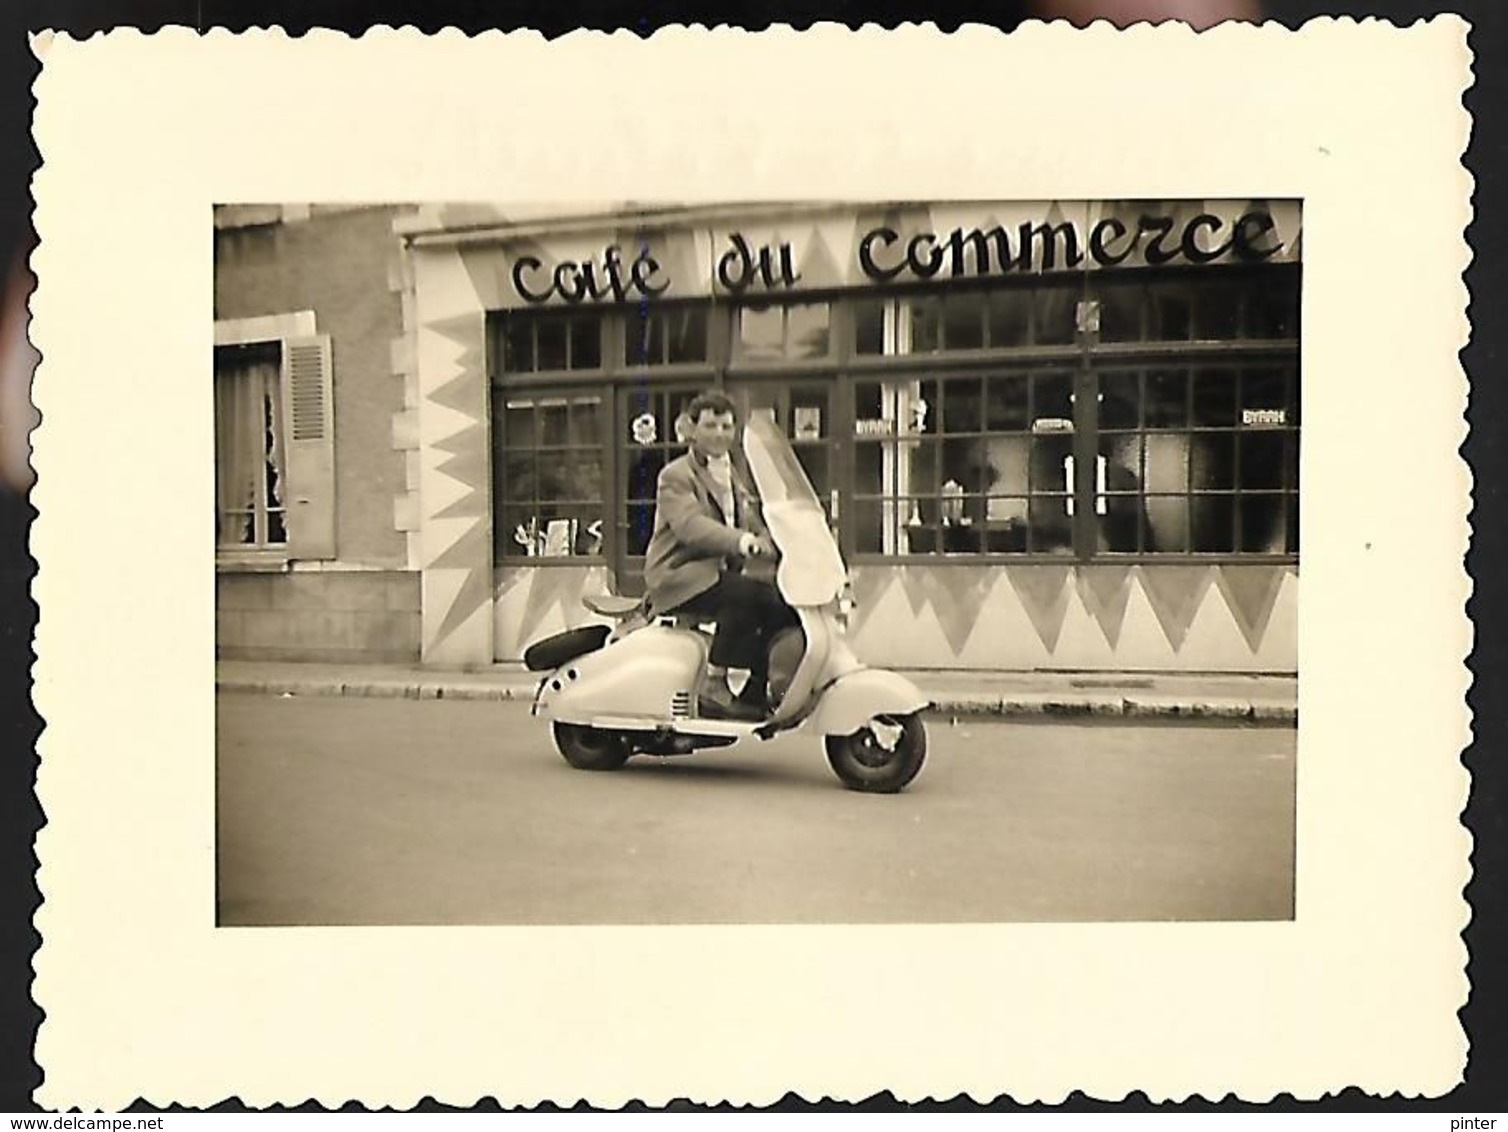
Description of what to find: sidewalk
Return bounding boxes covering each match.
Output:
[217,660,1297,725]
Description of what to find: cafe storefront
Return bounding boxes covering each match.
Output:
[394,200,1301,673]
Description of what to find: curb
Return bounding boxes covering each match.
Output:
[217,676,540,702]
[923,690,1294,725]
[217,676,1296,725]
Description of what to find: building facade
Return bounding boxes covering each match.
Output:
[214,204,417,663]
[215,200,1301,673]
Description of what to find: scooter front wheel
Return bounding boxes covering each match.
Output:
[553,722,632,771]
[824,713,927,793]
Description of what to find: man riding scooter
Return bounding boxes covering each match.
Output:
[528,394,931,790]
[641,390,800,722]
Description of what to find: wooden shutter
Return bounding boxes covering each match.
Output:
[280,334,337,559]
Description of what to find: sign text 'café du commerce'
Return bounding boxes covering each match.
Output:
[507,206,1289,306]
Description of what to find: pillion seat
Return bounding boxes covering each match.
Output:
[582,592,713,634]
[525,593,657,671]
[579,591,659,642]
[522,623,612,672]
[581,593,644,619]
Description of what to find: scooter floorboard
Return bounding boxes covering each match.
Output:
[553,714,760,739]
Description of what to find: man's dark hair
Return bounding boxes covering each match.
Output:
[684,389,738,423]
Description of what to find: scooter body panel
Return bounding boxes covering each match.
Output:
[809,668,930,736]
[539,624,704,727]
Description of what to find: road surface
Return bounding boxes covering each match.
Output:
[217,693,1295,925]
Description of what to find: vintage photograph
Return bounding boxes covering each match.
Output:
[33,21,1471,1107]
[214,199,1302,926]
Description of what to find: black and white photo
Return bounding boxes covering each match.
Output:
[214,199,1302,925]
[30,23,1471,1108]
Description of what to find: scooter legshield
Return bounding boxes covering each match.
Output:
[808,668,931,737]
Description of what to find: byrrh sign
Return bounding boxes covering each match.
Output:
[492,201,1300,307]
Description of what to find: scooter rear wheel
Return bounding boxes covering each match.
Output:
[824,713,927,793]
[553,722,632,771]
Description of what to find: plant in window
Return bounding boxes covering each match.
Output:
[513,518,542,556]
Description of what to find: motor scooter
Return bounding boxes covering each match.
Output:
[526,411,930,793]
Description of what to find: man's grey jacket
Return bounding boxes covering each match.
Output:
[642,450,770,616]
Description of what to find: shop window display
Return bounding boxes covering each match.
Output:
[619,385,698,558]
[725,380,834,508]
[489,261,1299,570]
[495,393,607,559]
[845,268,1297,559]
[1095,365,1298,555]
[852,371,1076,555]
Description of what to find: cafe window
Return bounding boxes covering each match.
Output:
[849,362,1297,560]
[624,303,710,367]
[1094,266,1300,343]
[851,371,1080,555]
[734,300,832,362]
[853,280,1081,356]
[494,392,607,559]
[620,385,698,558]
[1096,364,1299,554]
[485,261,1298,568]
[727,380,835,509]
[499,309,603,373]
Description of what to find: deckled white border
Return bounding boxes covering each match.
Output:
[29,22,1472,1108]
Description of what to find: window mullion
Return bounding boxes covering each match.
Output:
[1071,367,1098,559]
[834,372,853,558]
[599,387,618,569]
[608,310,625,374]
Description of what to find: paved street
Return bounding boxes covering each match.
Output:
[217,692,1295,926]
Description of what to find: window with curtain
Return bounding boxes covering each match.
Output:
[215,343,287,549]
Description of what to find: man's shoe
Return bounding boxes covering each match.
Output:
[698,679,763,722]
[734,676,771,717]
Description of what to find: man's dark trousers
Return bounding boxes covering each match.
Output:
[668,573,799,681]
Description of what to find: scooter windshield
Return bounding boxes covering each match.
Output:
[742,411,847,608]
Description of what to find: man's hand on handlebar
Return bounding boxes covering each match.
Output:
[738,533,776,558]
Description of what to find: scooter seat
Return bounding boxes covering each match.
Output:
[523,624,611,672]
[582,593,645,619]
